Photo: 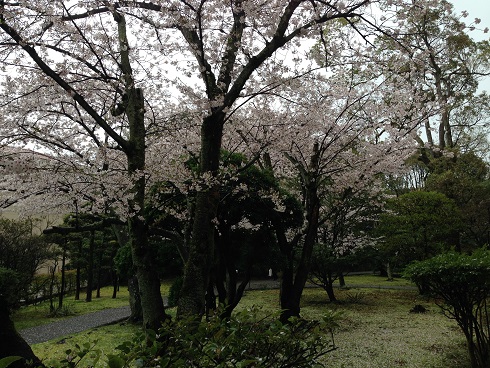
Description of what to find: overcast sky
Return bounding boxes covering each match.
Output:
[450,0,490,40]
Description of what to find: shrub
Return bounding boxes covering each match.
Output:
[405,249,490,368]
[109,307,340,367]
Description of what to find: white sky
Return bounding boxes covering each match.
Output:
[451,0,490,38]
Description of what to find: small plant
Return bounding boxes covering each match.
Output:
[344,292,367,304]
[60,341,101,368]
[46,306,74,318]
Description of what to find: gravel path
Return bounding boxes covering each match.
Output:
[19,306,131,345]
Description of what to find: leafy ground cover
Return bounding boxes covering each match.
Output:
[17,276,470,367]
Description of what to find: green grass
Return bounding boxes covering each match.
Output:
[334,273,415,288]
[31,323,141,368]
[20,278,471,368]
[301,288,469,368]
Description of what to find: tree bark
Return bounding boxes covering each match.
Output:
[75,239,82,300]
[324,282,337,302]
[177,113,224,319]
[280,145,321,322]
[86,230,95,302]
[58,240,66,309]
[128,275,143,323]
[114,10,168,329]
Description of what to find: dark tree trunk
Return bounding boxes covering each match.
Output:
[128,214,167,330]
[205,278,217,317]
[48,260,57,313]
[280,253,300,322]
[280,145,321,322]
[214,223,254,319]
[75,239,82,300]
[325,283,337,302]
[86,230,95,302]
[0,302,42,367]
[128,275,143,323]
[112,271,118,299]
[338,272,346,288]
[96,246,102,299]
[112,13,167,331]
[177,113,224,320]
[58,241,67,309]
[324,271,337,302]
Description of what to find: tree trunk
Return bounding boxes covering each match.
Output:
[96,245,102,299]
[112,12,167,331]
[324,282,337,302]
[177,113,224,320]
[86,230,95,302]
[280,250,298,322]
[75,239,82,300]
[386,262,394,281]
[0,302,42,367]
[128,275,143,323]
[124,87,167,330]
[48,260,57,313]
[177,189,219,319]
[58,241,66,309]
[338,272,346,288]
[128,213,167,330]
[112,270,118,299]
[280,147,321,322]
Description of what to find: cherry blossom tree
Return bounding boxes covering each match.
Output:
[0,1,172,330]
[227,52,419,318]
[1,0,474,324]
[373,0,490,153]
[0,0,386,320]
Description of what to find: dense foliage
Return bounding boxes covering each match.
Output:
[0,218,50,308]
[376,191,461,273]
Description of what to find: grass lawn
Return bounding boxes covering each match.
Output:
[337,273,415,288]
[18,276,471,367]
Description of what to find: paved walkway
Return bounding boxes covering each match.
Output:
[19,306,131,345]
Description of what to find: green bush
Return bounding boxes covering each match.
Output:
[109,307,340,367]
[405,249,490,368]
